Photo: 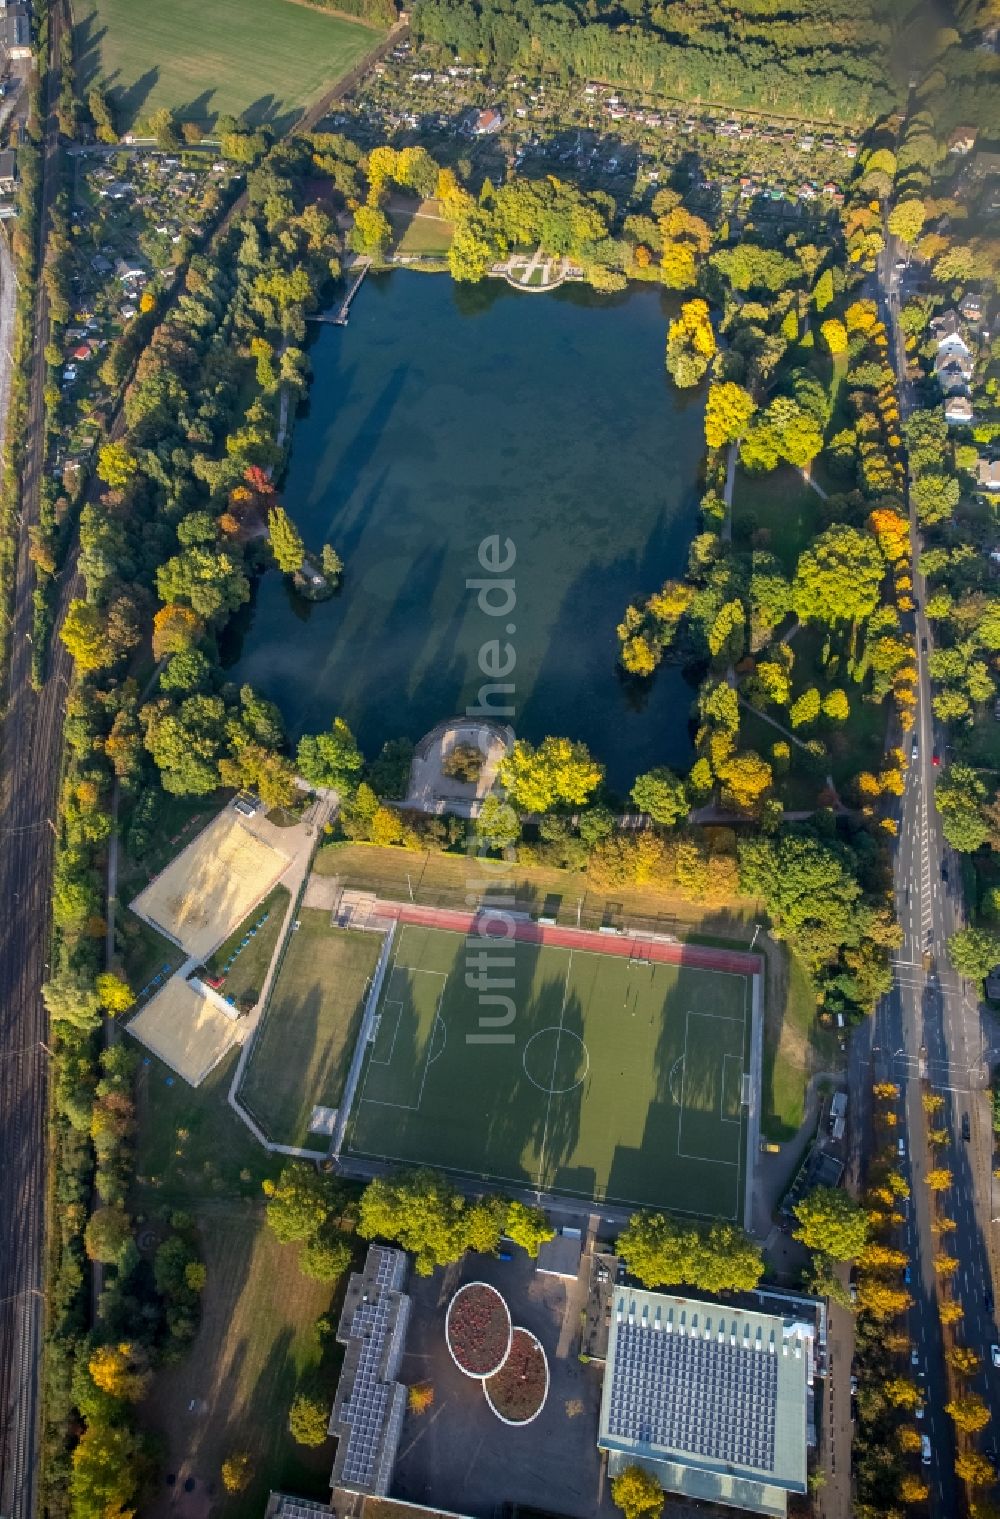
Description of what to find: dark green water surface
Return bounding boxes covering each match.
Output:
[223,271,705,791]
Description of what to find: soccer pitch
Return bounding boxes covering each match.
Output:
[344,924,755,1220]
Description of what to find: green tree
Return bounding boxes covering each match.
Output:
[96,440,138,490]
[793,1186,868,1261]
[296,716,364,794]
[268,505,305,574]
[262,1165,337,1244]
[792,526,884,626]
[476,792,521,850]
[349,204,391,257]
[289,1393,330,1447]
[630,768,688,826]
[504,1200,555,1258]
[618,1211,763,1293]
[887,199,925,245]
[813,268,834,312]
[358,1168,474,1276]
[948,927,1000,984]
[95,972,134,1016]
[84,1205,132,1263]
[70,1422,144,1519]
[611,1465,664,1519]
[42,973,103,1032]
[299,1233,352,1283]
[59,600,115,673]
[156,546,250,621]
[935,766,988,853]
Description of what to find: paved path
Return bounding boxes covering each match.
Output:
[799,466,828,500]
[722,440,737,543]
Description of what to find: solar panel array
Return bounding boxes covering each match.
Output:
[337,1249,401,1489]
[607,1310,778,1473]
[273,1500,332,1519]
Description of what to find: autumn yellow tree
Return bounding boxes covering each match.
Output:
[946,1394,990,1434]
[95,973,134,1016]
[856,1280,913,1319]
[939,1299,963,1327]
[900,1475,929,1503]
[934,1254,959,1277]
[885,1378,921,1409]
[221,1453,252,1494]
[88,1342,151,1402]
[898,1426,922,1454]
[926,1168,953,1192]
[873,1082,900,1100]
[152,603,203,660]
[408,1383,434,1415]
[922,1093,945,1115]
[955,1450,995,1486]
[947,1345,979,1377]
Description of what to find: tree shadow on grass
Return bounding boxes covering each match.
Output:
[110,67,161,130]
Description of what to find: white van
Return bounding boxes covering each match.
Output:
[921,1435,931,1466]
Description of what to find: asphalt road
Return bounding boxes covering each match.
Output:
[0,5,68,1515]
[853,232,1000,1515]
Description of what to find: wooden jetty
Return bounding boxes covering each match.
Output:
[310,258,371,326]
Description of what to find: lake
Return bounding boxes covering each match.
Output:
[224,271,705,794]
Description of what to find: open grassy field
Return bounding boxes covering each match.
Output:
[239,912,381,1145]
[390,199,455,256]
[74,0,383,133]
[345,923,753,1218]
[731,464,820,574]
[141,1208,342,1519]
[759,941,839,1141]
[205,883,290,1008]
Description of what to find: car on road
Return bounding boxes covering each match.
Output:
[921,1435,932,1466]
[850,1374,859,1395]
[911,1347,920,1366]
[942,864,949,883]
[912,738,918,759]
[987,1287,994,1314]
[898,1137,906,1158]
[963,1112,971,1142]
[916,1400,924,1419]
[932,748,940,766]
[904,1265,912,1284]
[991,1344,1000,1369]
[921,636,928,651]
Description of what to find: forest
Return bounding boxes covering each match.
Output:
[412,0,904,123]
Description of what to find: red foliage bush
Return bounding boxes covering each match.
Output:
[446,1283,511,1377]
[484,1329,548,1423]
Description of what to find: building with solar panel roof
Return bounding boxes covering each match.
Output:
[598,1287,812,1517]
[329,1245,411,1497]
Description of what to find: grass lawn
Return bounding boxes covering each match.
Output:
[390,201,454,257]
[134,1047,277,1204]
[314,842,762,943]
[74,0,383,133]
[119,914,185,997]
[204,884,290,1009]
[346,923,752,1219]
[141,1208,344,1518]
[731,465,820,574]
[239,913,381,1145]
[956,709,1000,773]
[119,792,221,901]
[759,938,839,1141]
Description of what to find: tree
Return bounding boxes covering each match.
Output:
[262,1165,337,1244]
[813,268,834,312]
[60,600,115,673]
[793,1187,868,1261]
[939,1299,963,1325]
[665,299,716,389]
[95,973,134,1016]
[704,382,756,449]
[505,1200,555,1258]
[156,546,250,621]
[358,1168,474,1276]
[611,1465,664,1519]
[221,1453,253,1495]
[926,1168,953,1192]
[947,1345,980,1377]
[792,526,885,626]
[97,440,139,490]
[289,1392,330,1446]
[498,737,603,813]
[946,1394,990,1434]
[884,1378,921,1409]
[476,792,520,850]
[84,1205,131,1263]
[70,1422,144,1519]
[900,1475,929,1503]
[955,1451,995,1486]
[299,1233,352,1283]
[42,973,102,1032]
[268,505,305,574]
[618,1211,762,1294]
[296,717,364,794]
[887,199,926,245]
[820,318,848,355]
[718,751,773,812]
[152,603,203,660]
[349,204,391,257]
[948,928,1000,984]
[408,1382,435,1415]
[630,768,688,826]
[88,1341,151,1402]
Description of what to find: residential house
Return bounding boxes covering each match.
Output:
[970,149,1000,181]
[0,148,16,197]
[930,310,974,373]
[472,106,503,135]
[959,291,984,323]
[948,125,978,155]
[944,395,974,425]
[977,457,1000,493]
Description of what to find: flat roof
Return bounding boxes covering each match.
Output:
[330,1246,410,1496]
[127,975,241,1087]
[598,1288,809,1518]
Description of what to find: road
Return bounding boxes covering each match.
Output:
[854,230,1000,1515]
[0,3,68,1515]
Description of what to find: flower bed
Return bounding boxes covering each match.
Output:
[445,1282,512,1379]
[483,1328,549,1425]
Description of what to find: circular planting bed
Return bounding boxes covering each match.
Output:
[445,1282,512,1379]
[483,1328,549,1426]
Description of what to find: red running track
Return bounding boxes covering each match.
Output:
[375,899,762,978]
